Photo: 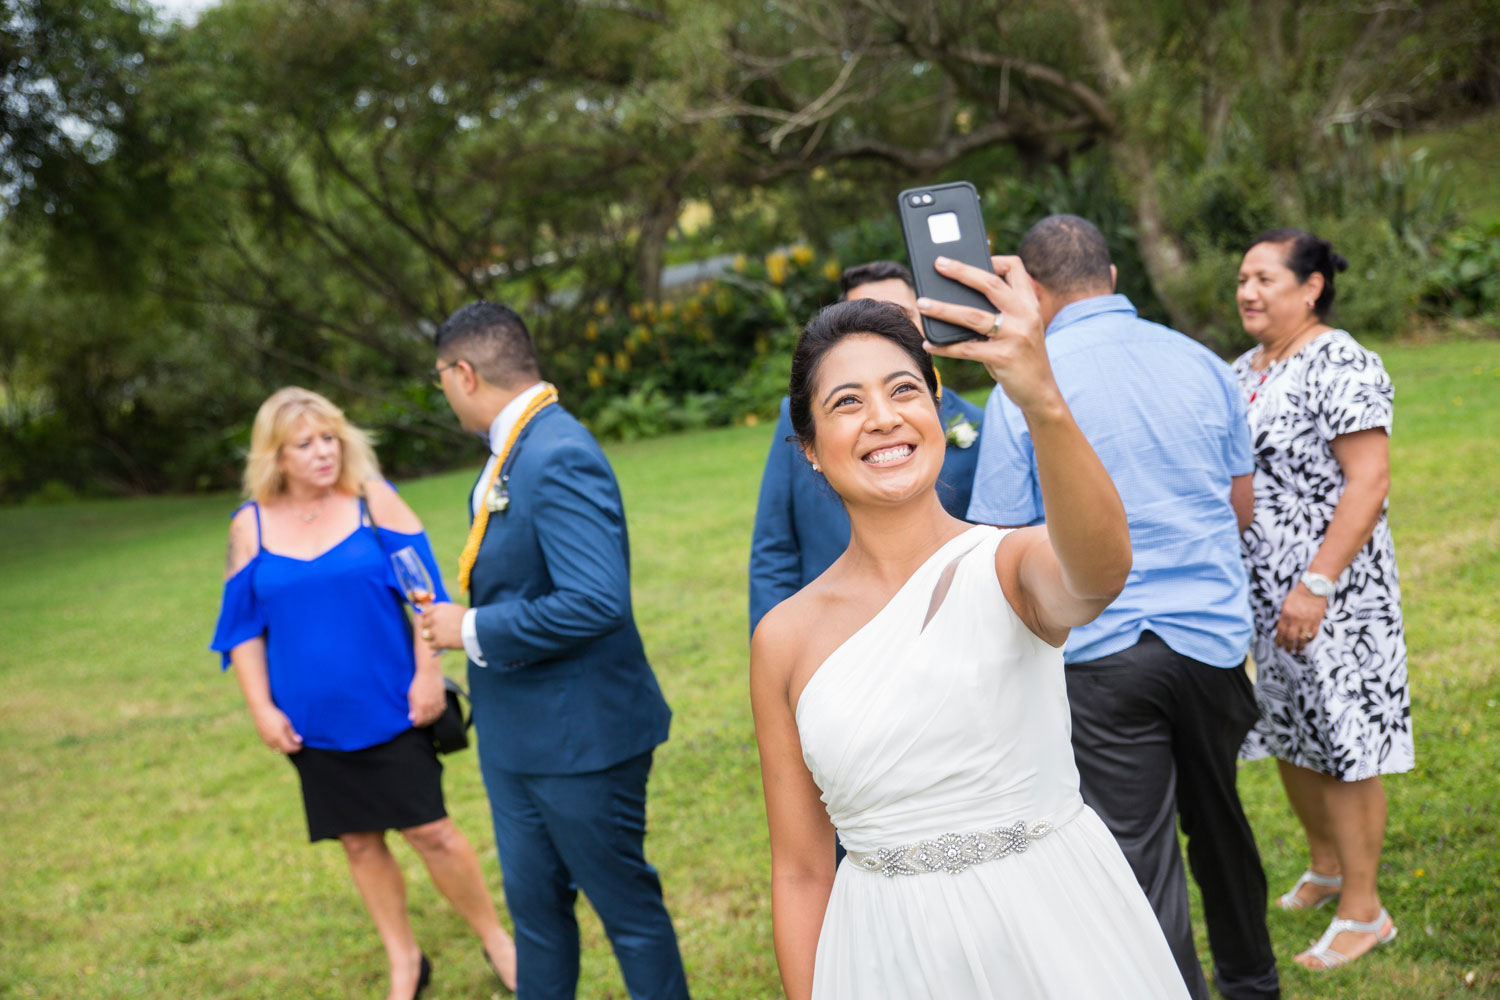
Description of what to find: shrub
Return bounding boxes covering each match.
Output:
[539,244,839,440]
[1421,221,1500,319]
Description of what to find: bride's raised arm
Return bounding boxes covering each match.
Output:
[921,255,1130,643]
[749,607,838,1000]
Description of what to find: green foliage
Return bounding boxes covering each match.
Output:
[588,382,715,442]
[549,244,838,439]
[1421,222,1500,319]
[1156,127,1471,350]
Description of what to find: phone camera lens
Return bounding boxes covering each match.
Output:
[908,195,923,207]
[921,194,934,205]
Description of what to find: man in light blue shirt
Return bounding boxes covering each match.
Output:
[968,216,1277,1000]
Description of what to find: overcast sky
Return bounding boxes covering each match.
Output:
[150,0,219,23]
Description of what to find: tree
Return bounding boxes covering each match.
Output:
[666,0,1499,332]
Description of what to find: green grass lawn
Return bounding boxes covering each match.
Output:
[2,338,1497,999]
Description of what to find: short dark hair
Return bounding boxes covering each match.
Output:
[1246,228,1350,319]
[1017,214,1113,297]
[839,260,915,299]
[434,301,540,387]
[788,298,938,444]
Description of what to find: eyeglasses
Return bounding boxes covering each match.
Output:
[430,359,462,388]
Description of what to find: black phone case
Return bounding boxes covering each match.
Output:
[897,181,993,344]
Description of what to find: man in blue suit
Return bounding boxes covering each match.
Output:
[748,261,983,634]
[423,302,689,1000]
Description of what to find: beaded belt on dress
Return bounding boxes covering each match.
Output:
[844,820,1056,877]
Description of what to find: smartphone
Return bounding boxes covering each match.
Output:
[897,181,994,344]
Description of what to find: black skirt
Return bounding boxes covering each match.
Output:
[288,727,446,842]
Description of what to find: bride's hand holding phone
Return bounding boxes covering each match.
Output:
[917,255,1062,417]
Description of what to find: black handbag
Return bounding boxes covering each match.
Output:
[363,488,473,755]
[429,675,473,755]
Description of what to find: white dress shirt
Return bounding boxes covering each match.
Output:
[461,381,548,666]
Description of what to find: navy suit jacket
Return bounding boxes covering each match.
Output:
[747,391,983,633]
[465,404,671,775]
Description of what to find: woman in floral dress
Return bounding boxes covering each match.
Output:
[1233,229,1411,973]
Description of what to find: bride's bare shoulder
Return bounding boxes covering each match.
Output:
[752,586,823,664]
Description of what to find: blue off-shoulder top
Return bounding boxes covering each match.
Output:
[210,492,450,752]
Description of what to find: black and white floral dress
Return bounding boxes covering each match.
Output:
[1234,329,1413,780]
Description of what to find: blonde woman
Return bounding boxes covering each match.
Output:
[210,387,516,1000]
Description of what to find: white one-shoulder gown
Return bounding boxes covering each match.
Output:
[797,526,1190,999]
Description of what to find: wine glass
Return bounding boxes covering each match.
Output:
[391,546,435,611]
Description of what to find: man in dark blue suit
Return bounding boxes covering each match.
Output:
[748,261,983,633]
[423,302,689,1000]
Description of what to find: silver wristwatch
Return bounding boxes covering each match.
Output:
[1300,571,1335,598]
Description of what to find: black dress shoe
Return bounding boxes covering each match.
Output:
[482,946,516,996]
[412,953,432,1000]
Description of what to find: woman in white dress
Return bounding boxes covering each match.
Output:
[750,254,1191,999]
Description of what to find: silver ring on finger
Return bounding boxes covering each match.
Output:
[984,312,1005,337]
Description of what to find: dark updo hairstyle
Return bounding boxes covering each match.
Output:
[1247,228,1350,320]
[788,298,938,444]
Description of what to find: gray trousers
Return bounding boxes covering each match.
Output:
[1066,632,1280,1000]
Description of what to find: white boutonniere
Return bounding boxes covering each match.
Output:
[946,415,978,449]
[484,477,510,513]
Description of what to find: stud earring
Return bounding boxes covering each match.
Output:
[1306,300,1315,310]
[812,463,821,473]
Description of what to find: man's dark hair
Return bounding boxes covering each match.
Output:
[434,301,541,387]
[1018,215,1113,297]
[1246,228,1349,320]
[788,298,937,444]
[839,260,915,300]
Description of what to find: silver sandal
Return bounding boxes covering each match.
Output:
[1277,869,1342,910]
[1300,908,1397,969]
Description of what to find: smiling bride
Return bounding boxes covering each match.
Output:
[749,256,1191,999]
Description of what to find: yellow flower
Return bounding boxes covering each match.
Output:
[766,250,788,286]
[823,259,841,282]
[732,254,747,273]
[644,301,657,321]
[593,298,609,316]
[594,353,609,370]
[715,291,731,314]
[587,368,605,388]
[584,320,599,341]
[697,281,713,297]
[613,351,630,372]
[637,324,652,343]
[790,243,814,266]
[628,303,644,321]
[659,300,675,320]
[744,413,761,427]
